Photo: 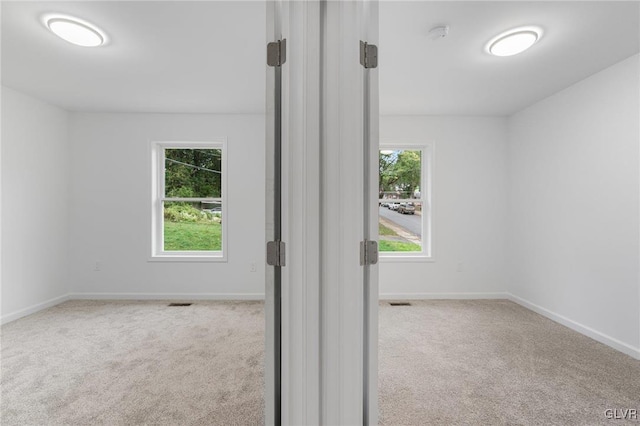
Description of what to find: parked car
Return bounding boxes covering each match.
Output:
[380,202,389,207]
[389,202,400,210]
[398,202,415,215]
[204,205,222,216]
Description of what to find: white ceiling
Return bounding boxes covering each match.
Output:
[1,1,267,114]
[380,1,640,115]
[2,1,639,116]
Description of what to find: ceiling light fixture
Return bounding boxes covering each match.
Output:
[487,26,542,57]
[44,15,107,47]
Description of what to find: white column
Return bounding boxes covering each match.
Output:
[320,1,378,424]
[281,1,322,425]
[267,1,322,425]
[267,1,378,424]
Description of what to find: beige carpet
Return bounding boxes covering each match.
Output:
[2,299,639,425]
[379,300,640,425]
[1,300,264,426]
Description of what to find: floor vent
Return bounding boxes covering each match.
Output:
[168,303,193,307]
[389,302,411,306]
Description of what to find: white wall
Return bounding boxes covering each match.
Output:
[1,87,70,322]
[68,113,265,298]
[379,116,508,298]
[507,54,640,357]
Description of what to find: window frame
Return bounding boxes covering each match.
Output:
[378,142,434,262]
[150,139,228,262]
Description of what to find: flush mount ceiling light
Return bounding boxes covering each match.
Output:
[487,26,542,57]
[44,14,107,47]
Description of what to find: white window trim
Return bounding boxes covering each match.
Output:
[379,141,434,262]
[149,139,228,262]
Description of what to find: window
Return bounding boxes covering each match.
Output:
[379,146,432,259]
[151,141,226,260]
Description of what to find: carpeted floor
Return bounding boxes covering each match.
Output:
[2,299,639,425]
[379,300,640,425]
[1,300,264,426]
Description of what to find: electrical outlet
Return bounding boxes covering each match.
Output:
[456,262,464,272]
[250,263,257,272]
[94,261,101,272]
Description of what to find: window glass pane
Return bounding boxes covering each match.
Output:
[379,149,423,253]
[378,202,422,252]
[379,149,421,200]
[165,148,222,198]
[163,201,222,251]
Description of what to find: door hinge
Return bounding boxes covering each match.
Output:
[360,41,378,69]
[267,39,287,67]
[267,240,286,267]
[360,240,379,266]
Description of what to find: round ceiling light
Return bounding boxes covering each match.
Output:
[45,15,106,47]
[487,27,541,57]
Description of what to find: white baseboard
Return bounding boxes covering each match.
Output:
[68,292,265,301]
[508,293,640,361]
[380,292,509,300]
[1,293,265,324]
[1,294,70,325]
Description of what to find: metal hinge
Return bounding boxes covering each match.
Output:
[360,240,379,266]
[267,240,286,267]
[359,40,378,69]
[267,39,287,67]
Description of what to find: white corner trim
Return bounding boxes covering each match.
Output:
[508,293,640,361]
[68,293,265,301]
[1,294,71,325]
[379,292,509,300]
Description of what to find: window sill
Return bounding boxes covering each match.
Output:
[379,255,434,263]
[148,254,227,263]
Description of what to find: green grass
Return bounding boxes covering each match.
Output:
[164,221,222,251]
[164,218,417,252]
[379,222,397,236]
[379,221,421,252]
[379,240,421,252]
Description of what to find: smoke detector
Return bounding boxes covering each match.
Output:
[428,25,449,41]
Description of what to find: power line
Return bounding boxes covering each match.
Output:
[165,158,221,174]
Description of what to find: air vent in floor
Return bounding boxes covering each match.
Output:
[389,302,411,306]
[168,303,193,307]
